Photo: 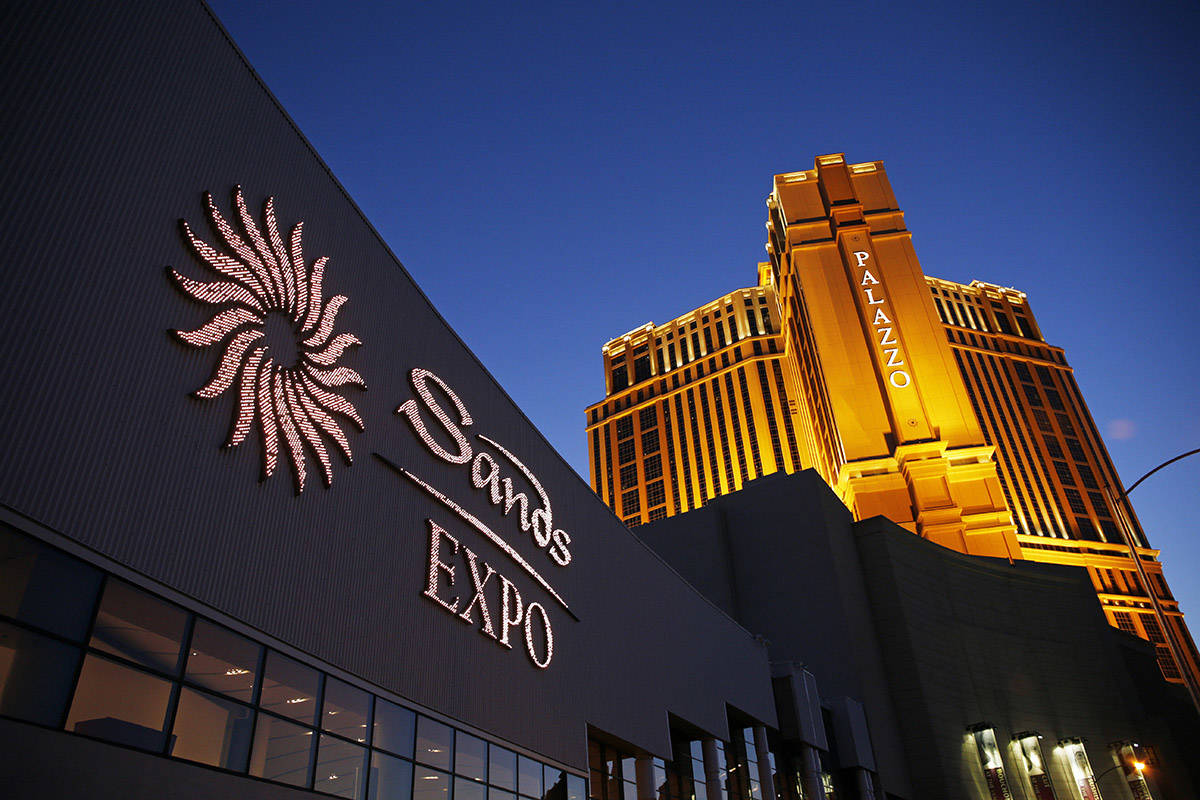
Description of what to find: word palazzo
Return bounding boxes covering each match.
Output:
[853,250,911,390]
[423,520,554,669]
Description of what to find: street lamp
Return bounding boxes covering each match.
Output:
[1104,446,1200,714]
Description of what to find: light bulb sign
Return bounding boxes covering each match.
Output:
[376,367,578,670]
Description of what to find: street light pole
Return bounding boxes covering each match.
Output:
[1104,446,1200,715]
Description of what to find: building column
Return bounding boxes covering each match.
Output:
[701,739,724,800]
[635,756,657,800]
[751,725,775,800]
[853,769,875,800]
[797,744,825,800]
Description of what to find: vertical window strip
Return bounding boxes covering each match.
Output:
[724,373,749,483]
[662,400,682,514]
[963,351,1033,534]
[756,362,785,472]
[982,354,1061,536]
[681,395,700,510]
[772,361,802,471]
[710,381,736,492]
[698,383,723,496]
[684,391,706,505]
[737,367,764,478]
[603,424,615,511]
[591,429,602,494]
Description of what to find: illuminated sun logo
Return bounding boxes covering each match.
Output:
[169,187,365,493]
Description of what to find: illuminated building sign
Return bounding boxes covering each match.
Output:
[969,725,1014,800]
[1013,732,1058,800]
[378,368,577,670]
[1057,739,1101,800]
[852,249,911,390]
[170,188,365,492]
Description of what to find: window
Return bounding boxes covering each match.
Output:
[374,697,416,757]
[633,355,652,384]
[639,407,657,430]
[0,524,102,640]
[455,732,487,781]
[416,716,454,769]
[1077,463,1099,489]
[185,619,260,703]
[170,687,254,771]
[615,416,633,440]
[1113,611,1137,635]
[1065,488,1086,514]
[250,712,314,786]
[646,480,666,509]
[67,653,173,751]
[610,365,628,393]
[260,650,320,725]
[1044,438,1063,459]
[641,429,660,455]
[1066,438,1086,461]
[619,464,638,489]
[622,489,641,516]
[1022,384,1042,407]
[323,676,370,740]
[1013,362,1032,383]
[1053,461,1074,485]
[90,579,188,675]
[644,454,663,481]
[1045,389,1064,410]
[0,621,80,727]
[617,439,635,465]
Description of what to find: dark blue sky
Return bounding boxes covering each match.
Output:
[209,1,1200,621]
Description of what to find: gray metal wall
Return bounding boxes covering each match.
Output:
[0,0,776,769]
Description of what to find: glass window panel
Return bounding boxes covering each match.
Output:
[457,777,488,800]
[415,716,453,770]
[568,775,586,800]
[545,768,568,800]
[89,579,188,674]
[316,733,368,798]
[323,676,371,742]
[184,619,260,702]
[65,653,172,752]
[374,697,416,757]
[169,686,254,771]
[0,620,81,726]
[371,751,414,800]
[414,766,451,800]
[0,525,102,640]
[249,712,314,787]
[622,781,637,800]
[456,731,488,781]
[490,745,517,790]
[519,755,544,798]
[259,650,320,725]
[491,790,517,800]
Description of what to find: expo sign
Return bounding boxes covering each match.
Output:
[378,368,575,670]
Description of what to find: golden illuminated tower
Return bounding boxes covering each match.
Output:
[585,153,1199,690]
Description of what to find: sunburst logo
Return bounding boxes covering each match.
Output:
[169,187,365,493]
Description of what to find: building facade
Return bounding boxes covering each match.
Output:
[586,155,1199,693]
[4,4,1199,799]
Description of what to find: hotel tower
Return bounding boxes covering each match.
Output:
[585,154,1200,693]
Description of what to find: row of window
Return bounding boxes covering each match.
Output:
[0,523,584,800]
[604,291,775,403]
